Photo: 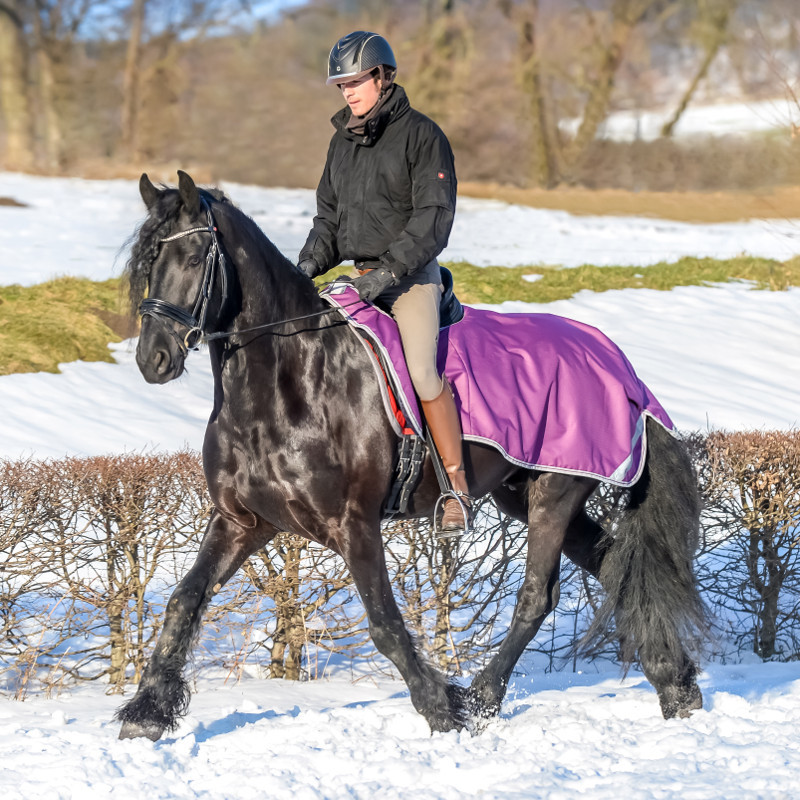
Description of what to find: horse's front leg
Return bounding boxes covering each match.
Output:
[116,510,277,741]
[344,527,466,733]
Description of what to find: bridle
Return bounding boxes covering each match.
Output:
[139,197,231,355]
[139,197,359,354]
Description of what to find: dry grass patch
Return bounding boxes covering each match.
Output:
[0,277,127,375]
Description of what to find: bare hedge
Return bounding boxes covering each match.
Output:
[2,431,799,696]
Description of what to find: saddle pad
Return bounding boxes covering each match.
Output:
[322,282,675,487]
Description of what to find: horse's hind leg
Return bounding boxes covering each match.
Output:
[469,473,596,721]
[116,511,277,741]
[344,526,466,733]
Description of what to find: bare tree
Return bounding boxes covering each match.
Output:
[559,0,665,181]
[513,0,559,187]
[700,431,800,659]
[385,499,528,673]
[661,0,738,137]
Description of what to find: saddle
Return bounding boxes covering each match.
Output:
[437,266,465,327]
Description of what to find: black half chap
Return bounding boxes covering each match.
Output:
[116,510,277,741]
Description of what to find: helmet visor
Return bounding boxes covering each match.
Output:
[326,66,377,87]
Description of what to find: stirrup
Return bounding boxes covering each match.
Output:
[434,490,473,539]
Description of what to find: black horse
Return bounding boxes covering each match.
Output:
[116,171,706,741]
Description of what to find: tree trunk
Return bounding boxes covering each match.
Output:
[269,620,288,679]
[755,530,783,658]
[519,0,558,188]
[560,0,656,182]
[433,538,455,670]
[0,1,35,170]
[661,4,732,138]
[560,37,627,181]
[266,539,305,679]
[31,9,63,169]
[121,0,147,159]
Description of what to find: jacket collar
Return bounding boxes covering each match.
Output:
[331,84,410,145]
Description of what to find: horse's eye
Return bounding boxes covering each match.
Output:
[187,254,202,268]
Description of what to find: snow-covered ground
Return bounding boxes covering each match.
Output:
[4,171,800,286]
[2,171,800,798]
[4,661,800,800]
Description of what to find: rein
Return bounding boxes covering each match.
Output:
[139,198,358,352]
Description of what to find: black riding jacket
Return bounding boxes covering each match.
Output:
[299,85,457,279]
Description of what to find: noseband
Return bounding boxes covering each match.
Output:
[139,198,231,355]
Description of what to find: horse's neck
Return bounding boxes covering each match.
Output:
[237,254,324,331]
[211,232,344,397]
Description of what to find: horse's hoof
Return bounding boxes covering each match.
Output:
[425,704,465,734]
[427,716,461,734]
[118,720,165,741]
[464,675,504,721]
[676,688,703,719]
[422,685,470,734]
[659,682,703,720]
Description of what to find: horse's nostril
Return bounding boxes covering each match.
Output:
[154,349,168,374]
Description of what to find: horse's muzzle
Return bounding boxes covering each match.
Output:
[136,321,186,384]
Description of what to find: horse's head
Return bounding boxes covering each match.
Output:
[127,171,233,384]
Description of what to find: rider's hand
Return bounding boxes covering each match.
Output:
[352,266,399,303]
[297,260,318,279]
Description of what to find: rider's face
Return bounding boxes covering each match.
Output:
[338,72,382,117]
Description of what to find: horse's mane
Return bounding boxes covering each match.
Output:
[123,185,298,320]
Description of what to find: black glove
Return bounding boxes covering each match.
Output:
[352,266,399,303]
[297,259,318,279]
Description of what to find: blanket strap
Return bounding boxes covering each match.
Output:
[384,433,426,516]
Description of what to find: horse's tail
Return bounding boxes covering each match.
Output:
[586,416,707,673]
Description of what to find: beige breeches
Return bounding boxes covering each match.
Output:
[379,260,444,402]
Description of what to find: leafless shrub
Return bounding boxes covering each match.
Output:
[200,535,366,682]
[0,453,209,696]
[695,430,800,661]
[5,430,800,697]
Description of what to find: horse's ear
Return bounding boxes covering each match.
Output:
[177,170,201,216]
[139,173,161,210]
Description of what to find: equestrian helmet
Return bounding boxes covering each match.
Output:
[327,31,396,86]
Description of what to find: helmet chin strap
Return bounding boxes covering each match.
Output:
[378,64,396,95]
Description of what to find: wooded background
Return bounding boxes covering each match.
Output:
[1,0,799,191]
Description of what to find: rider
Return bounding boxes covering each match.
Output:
[297,31,473,532]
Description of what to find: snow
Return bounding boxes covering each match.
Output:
[561,96,800,142]
[4,171,800,283]
[3,663,800,799]
[2,171,800,798]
